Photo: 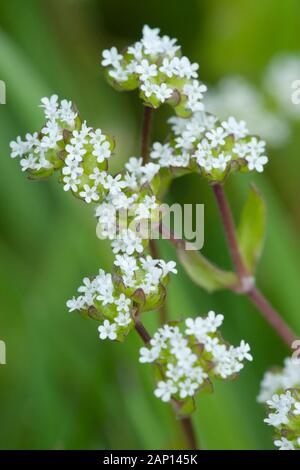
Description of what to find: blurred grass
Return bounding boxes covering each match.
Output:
[0,0,300,450]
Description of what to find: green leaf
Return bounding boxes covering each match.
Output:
[237,184,266,273]
[177,247,238,292]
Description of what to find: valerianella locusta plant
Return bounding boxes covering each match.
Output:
[101,25,207,116]
[9,24,298,450]
[258,358,300,450]
[140,311,252,413]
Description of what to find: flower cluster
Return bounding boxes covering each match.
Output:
[264,390,300,450]
[258,357,300,450]
[10,95,115,202]
[67,254,177,341]
[101,25,207,116]
[149,112,268,182]
[139,311,252,407]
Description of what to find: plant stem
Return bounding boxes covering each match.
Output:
[134,315,199,450]
[141,106,153,164]
[140,107,167,324]
[212,182,248,280]
[247,287,296,345]
[212,182,297,347]
[180,417,198,450]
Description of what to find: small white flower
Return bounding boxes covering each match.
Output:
[274,437,295,451]
[101,47,123,67]
[115,311,132,327]
[178,378,199,399]
[79,184,100,203]
[154,380,177,402]
[245,154,268,173]
[153,83,173,103]
[63,174,80,192]
[114,293,131,314]
[221,117,248,139]
[139,346,160,363]
[294,402,300,415]
[136,59,158,82]
[98,320,117,340]
[206,127,228,147]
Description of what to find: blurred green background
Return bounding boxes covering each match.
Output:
[1,0,300,450]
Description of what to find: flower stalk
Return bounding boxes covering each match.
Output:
[212,182,297,347]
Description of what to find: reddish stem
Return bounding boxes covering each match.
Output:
[212,182,297,348]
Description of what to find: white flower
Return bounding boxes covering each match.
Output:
[10,136,29,158]
[206,127,228,147]
[221,116,248,139]
[232,142,249,158]
[89,167,106,186]
[139,346,160,363]
[66,296,85,312]
[109,66,129,82]
[294,402,300,415]
[79,184,100,203]
[115,311,132,327]
[153,83,173,102]
[40,94,59,120]
[159,57,178,77]
[140,162,160,183]
[127,42,144,60]
[92,140,111,163]
[103,174,127,196]
[212,152,231,171]
[111,229,143,255]
[136,59,157,81]
[245,154,268,173]
[150,142,173,167]
[125,156,143,175]
[20,154,38,172]
[235,340,253,362]
[158,260,177,276]
[114,293,131,314]
[274,437,295,451]
[140,81,156,98]
[247,137,266,155]
[101,47,123,67]
[178,56,199,79]
[63,174,80,192]
[178,378,199,399]
[154,380,177,402]
[98,320,117,340]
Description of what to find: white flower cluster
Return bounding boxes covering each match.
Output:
[66,268,135,341]
[10,95,115,202]
[139,311,252,403]
[66,254,177,341]
[101,25,207,116]
[149,111,268,182]
[264,390,300,450]
[258,357,300,450]
[258,357,300,403]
